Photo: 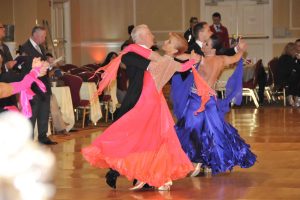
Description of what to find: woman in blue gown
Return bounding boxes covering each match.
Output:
[172,35,257,175]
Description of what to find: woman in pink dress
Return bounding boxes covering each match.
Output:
[82,33,198,190]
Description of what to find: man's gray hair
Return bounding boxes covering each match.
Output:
[131,24,149,43]
[31,26,46,36]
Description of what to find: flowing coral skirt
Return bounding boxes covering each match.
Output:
[82,72,193,187]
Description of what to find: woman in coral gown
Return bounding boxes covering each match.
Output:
[82,33,198,190]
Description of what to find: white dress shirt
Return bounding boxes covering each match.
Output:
[30,38,43,55]
[196,40,203,48]
[135,44,151,70]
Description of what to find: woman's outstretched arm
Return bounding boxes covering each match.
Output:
[222,41,247,66]
[0,82,13,98]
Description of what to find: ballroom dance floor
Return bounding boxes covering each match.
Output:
[50,106,300,200]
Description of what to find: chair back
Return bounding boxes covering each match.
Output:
[268,57,281,88]
[60,64,78,72]
[252,59,263,87]
[266,57,278,87]
[60,74,83,108]
[81,66,95,71]
[77,71,100,85]
[69,67,88,75]
[243,59,263,89]
[84,64,101,71]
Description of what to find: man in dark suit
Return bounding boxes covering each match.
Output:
[184,17,198,46]
[188,21,240,56]
[106,24,155,189]
[19,26,56,145]
[115,53,150,119]
[210,12,230,49]
[187,22,211,56]
[0,22,19,112]
[0,22,16,73]
[115,25,155,120]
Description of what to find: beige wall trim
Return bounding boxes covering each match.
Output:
[72,41,168,49]
[72,42,123,48]
[152,30,184,33]
[272,38,298,44]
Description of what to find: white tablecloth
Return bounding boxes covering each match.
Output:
[51,86,75,131]
[215,64,256,91]
[215,68,235,91]
[80,82,102,124]
[104,80,119,113]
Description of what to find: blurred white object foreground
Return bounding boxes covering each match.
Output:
[0,112,56,200]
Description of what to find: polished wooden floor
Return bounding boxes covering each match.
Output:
[50,106,300,200]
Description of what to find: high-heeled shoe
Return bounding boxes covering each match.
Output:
[129,181,146,191]
[190,163,202,177]
[204,167,212,174]
[157,181,172,191]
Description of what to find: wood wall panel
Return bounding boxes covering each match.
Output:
[71,46,82,66]
[13,0,37,45]
[70,0,81,64]
[273,0,300,37]
[79,0,134,41]
[0,0,299,65]
[80,42,121,65]
[0,0,51,46]
[0,0,13,24]
[291,0,300,28]
[184,0,201,28]
[273,0,289,28]
[136,0,183,31]
[70,0,81,44]
[37,0,51,25]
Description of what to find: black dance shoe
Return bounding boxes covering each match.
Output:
[133,179,154,189]
[105,169,120,189]
[39,138,57,145]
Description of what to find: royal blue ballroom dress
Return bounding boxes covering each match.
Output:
[171,60,257,175]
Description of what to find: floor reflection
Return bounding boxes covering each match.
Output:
[51,107,300,199]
